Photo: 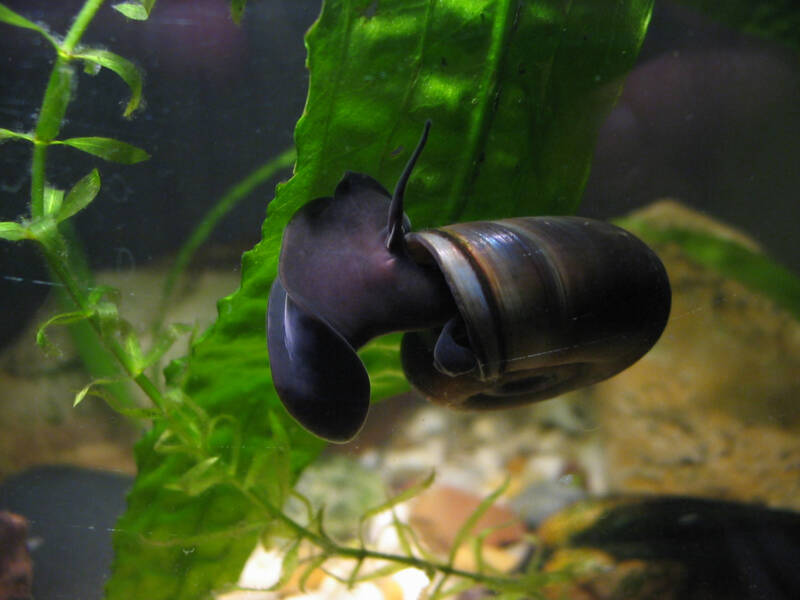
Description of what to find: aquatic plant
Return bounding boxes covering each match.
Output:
[3,0,742,597]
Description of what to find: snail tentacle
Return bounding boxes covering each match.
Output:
[386,119,431,254]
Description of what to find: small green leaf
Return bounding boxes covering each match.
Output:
[0,221,28,241]
[112,0,156,20]
[229,0,247,24]
[58,169,101,222]
[166,457,224,497]
[36,309,93,357]
[141,323,192,370]
[57,136,150,164]
[448,478,509,566]
[73,49,144,117]
[0,4,58,48]
[43,186,64,217]
[74,378,160,419]
[0,128,34,143]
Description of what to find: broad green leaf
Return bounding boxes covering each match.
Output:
[616,217,800,321]
[43,186,64,217]
[676,0,800,52]
[108,1,653,598]
[0,4,58,48]
[0,128,34,143]
[56,136,150,163]
[113,0,156,20]
[74,49,144,117]
[0,221,28,241]
[58,169,101,222]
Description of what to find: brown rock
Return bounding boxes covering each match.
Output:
[0,511,32,600]
[591,202,800,509]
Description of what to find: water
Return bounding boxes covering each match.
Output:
[1,1,798,599]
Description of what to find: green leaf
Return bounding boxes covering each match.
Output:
[166,457,225,497]
[36,309,93,357]
[616,217,800,321]
[0,221,28,242]
[229,0,247,25]
[0,4,58,48]
[43,186,64,217]
[113,0,156,20]
[676,0,800,52]
[0,128,34,143]
[448,479,509,565]
[56,136,150,163]
[107,1,653,598]
[58,169,101,222]
[74,378,159,419]
[73,49,144,117]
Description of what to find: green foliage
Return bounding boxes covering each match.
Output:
[616,217,800,321]
[74,49,144,117]
[113,0,156,20]
[1,0,654,598]
[677,0,800,53]
[108,0,654,597]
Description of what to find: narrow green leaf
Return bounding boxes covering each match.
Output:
[0,128,34,143]
[616,217,800,321]
[36,309,93,357]
[157,146,295,329]
[112,0,156,20]
[166,457,225,497]
[141,323,192,369]
[676,0,800,52]
[0,4,58,48]
[229,0,247,24]
[56,136,150,163]
[74,378,160,419]
[360,471,435,527]
[448,479,509,566]
[73,49,144,117]
[43,186,64,217]
[58,169,101,222]
[273,538,302,590]
[0,221,28,241]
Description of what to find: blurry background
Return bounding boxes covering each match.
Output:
[1,0,798,346]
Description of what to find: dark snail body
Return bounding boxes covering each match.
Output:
[267,122,671,442]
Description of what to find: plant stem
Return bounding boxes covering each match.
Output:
[39,236,166,413]
[30,0,106,215]
[154,146,296,333]
[231,478,518,591]
[62,0,106,53]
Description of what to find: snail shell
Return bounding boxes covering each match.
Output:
[401,216,670,410]
[267,121,671,442]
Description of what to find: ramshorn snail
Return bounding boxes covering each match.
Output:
[267,121,671,442]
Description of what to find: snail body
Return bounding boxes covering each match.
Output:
[267,122,670,442]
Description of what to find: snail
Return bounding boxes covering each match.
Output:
[267,121,671,442]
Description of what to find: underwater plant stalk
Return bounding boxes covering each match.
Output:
[227,477,525,593]
[38,233,167,412]
[154,146,296,332]
[30,0,106,215]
